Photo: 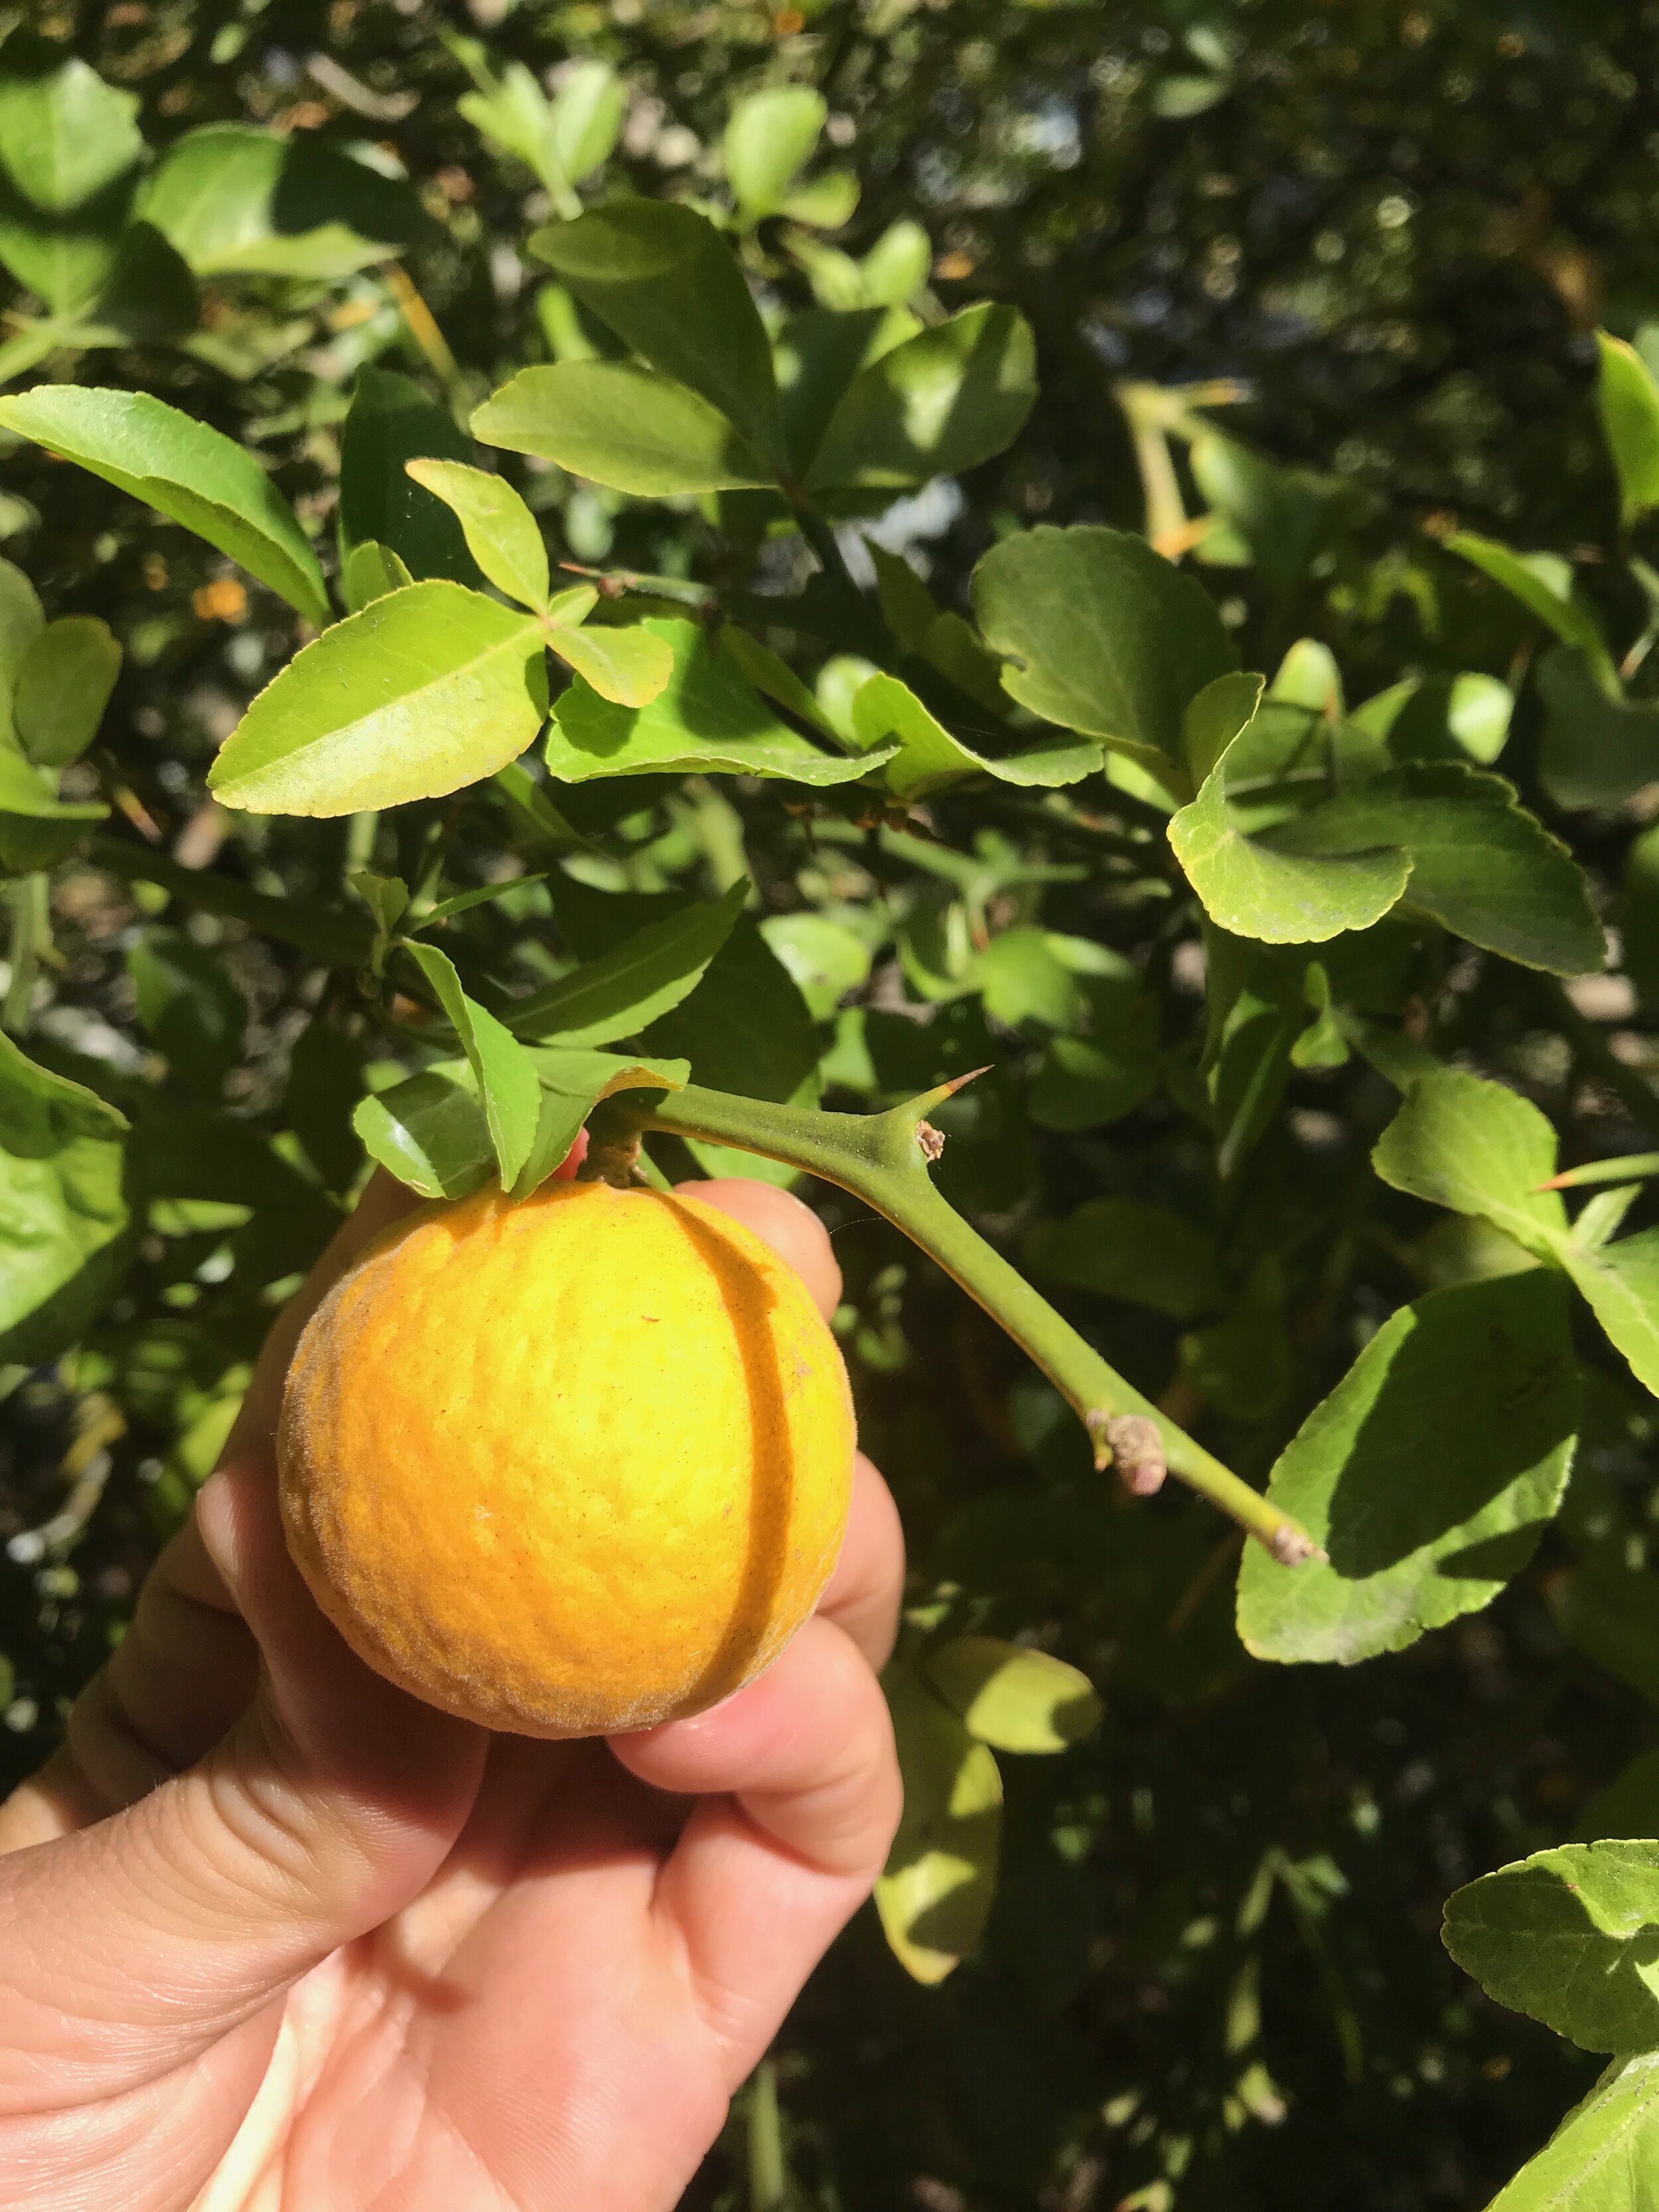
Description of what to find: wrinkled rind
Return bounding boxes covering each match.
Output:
[277,1179,855,1737]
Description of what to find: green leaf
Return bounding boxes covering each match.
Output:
[547,616,889,786]
[1189,432,1350,598]
[529,201,781,463]
[644,915,821,1110]
[354,1059,493,1201]
[472,360,775,497]
[0,1031,129,1363]
[1479,2053,1659,2212]
[508,881,747,1044]
[1371,1070,1568,1261]
[725,84,826,222]
[0,28,143,214]
[1447,529,1613,679]
[849,672,1100,798]
[806,304,1036,492]
[82,219,198,347]
[972,524,1237,792]
[0,386,330,629]
[1537,646,1659,812]
[875,1668,1002,1985]
[547,621,674,709]
[1599,331,1659,527]
[1444,1841,1659,2053]
[0,740,106,822]
[0,184,123,315]
[1027,1197,1222,1320]
[338,368,477,589]
[404,458,548,611]
[924,1636,1103,1753]
[13,615,120,768]
[340,540,414,614]
[127,928,248,1095]
[136,122,421,277]
[1556,1560,1659,1706]
[779,168,859,231]
[208,582,547,817]
[1559,1226,1659,1396]
[1183,670,1265,786]
[546,60,625,188]
[758,911,873,1020]
[1237,1270,1579,1664]
[405,942,541,1189]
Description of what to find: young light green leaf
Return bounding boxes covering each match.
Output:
[1371,1069,1568,1260]
[136,122,421,278]
[354,1059,494,1201]
[924,1636,1103,1753]
[472,361,776,497]
[972,524,1237,790]
[1481,2053,1659,2212]
[0,29,143,214]
[807,304,1037,492]
[849,672,1100,798]
[758,912,873,1020]
[1537,646,1659,811]
[340,540,415,613]
[725,84,826,222]
[547,616,891,786]
[1027,1197,1222,1320]
[779,168,859,230]
[546,59,625,188]
[339,368,476,589]
[1444,1841,1659,2053]
[1559,1226,1659,1396]
[410,874,547,931]
[405,942,541,1189]
[0,386,330,628]
[0,741,106,822]
[1447,530,1612,678]
[1599,331,1659,527]
[530,201,782,463]
[875,1668,1002,1985]
[13,615,120,768]
[127,927,248,1095]
[0,1029,129,1363]
[1237,1270,1579,1664]
[209,582,547,817]
[547,622,674,708]
[508,881,747,1045]
[404,458,549,611]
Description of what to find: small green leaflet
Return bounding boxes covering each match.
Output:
[209,581,547,817]
[13,615,121,768]
[1237,1270,1579,1664]
[1598,331,1659,528]
[0,386,330,628]
[1537,646,1659,812]
[724,84,828,222]
[806,303,1037,492]
[547,622,674,709]
[404,942,541,1189]
[547,617,893,786]
[0,1031,130,1363]
[875,1667,1002,1985]
[1560,1228,1659,1398]
[403,459,549,612]
[472,361,776,498]
[127,927,248,1095]
[923,1637,1102,1753]
[849,671,1100,798]
[1371,1070,1568,1262]
[1444,1842,1659,2053]
[0,741,106,822]
[528,200,782,465]
[0,30,143,215]
[1480,2053,1659,2212]
[1447,529,1614,684]
[341,540,415,613]
[972,524,1237,792]
[508,881,747,1045]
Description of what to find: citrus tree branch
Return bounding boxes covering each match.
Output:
[603,1079,1321,1562]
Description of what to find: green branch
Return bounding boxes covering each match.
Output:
[589,1077,1321,1562]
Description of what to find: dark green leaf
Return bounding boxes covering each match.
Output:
[1027,1197,1222,1320]
[403,457,548,611]
[208,582,547,816]
[508,881,747,1044]
[1237,1271,1579,1664]
[0,1031,129,1363]
[13,615,120,768]
[0,386,330,628]
[127,927,248,1094]
[1537,646,1659,812]
[1447,530,1612,678]
[338,368,477,589]
[806,304,1037,492]
[849,672,1100,798]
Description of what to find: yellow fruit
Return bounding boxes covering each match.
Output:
[277,1179,855,1737]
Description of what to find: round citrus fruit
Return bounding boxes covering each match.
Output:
[276,1178,856,1737]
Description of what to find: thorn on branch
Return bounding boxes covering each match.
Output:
[1089,1412,1167,1496]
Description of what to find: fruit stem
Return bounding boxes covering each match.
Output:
[628,1080,1320,1563]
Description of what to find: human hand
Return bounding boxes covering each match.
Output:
[0,1172,903,2212]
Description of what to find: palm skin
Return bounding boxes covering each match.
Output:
[0,1175,903,2212]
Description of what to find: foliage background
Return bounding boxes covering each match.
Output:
[7,2,1659,2207]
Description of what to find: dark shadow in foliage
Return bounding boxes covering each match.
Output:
[1325,1272,1577,1580]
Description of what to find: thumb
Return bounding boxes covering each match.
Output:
[0,1455,486,2086]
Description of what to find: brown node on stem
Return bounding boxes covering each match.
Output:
[1266,1523,1327,1566]
[916,1121,946,1162]
[1088,1412,1167,1497]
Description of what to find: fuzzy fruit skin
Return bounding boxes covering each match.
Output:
[276,1179,856,1737]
